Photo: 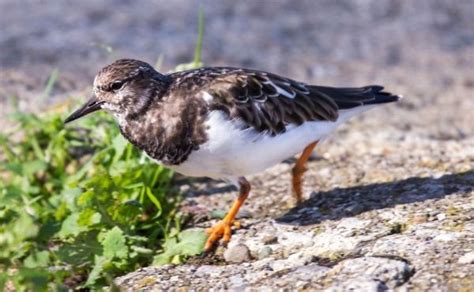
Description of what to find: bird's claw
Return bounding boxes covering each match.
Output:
[204,220,233,251]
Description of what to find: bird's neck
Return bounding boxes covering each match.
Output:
[117,96,209,165]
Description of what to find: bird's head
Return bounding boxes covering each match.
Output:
[65,59,170,124]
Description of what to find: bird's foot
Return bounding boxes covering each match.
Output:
[204,177,250,252]
[204,219,234,251]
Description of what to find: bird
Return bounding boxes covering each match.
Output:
[65,59,401,251]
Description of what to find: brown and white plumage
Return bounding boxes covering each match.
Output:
[169,67,399,135]
[65,59,402,250]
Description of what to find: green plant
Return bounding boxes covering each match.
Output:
[173,6,205,71]
[0,10,207,290]
[0,111,177,289]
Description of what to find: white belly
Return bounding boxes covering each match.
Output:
[166,107,371,181]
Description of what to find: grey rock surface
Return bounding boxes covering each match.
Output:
[328,257,413,289]
[2,0,473,290]
[114,79,474,289]
[325,277,387,292]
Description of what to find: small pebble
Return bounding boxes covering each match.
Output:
[236,209,252,219]
[224,244,251,263]
[262,234,278,245]
[436,213,446,221]
[258,246,273,259]
[412,213,428,224]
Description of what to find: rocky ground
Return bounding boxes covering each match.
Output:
[2,0,473,290]
[116,108,474,291]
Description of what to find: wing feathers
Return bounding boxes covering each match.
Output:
[171,67,399,135]
[206,70,341,135]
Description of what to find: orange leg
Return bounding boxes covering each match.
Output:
[204,177,250,251]
[292,141,319,204]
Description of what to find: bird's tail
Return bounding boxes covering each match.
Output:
[309,85,402,110]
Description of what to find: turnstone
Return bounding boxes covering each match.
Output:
[65,59,401,251]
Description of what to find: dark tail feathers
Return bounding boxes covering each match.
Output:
[311,85,401,110]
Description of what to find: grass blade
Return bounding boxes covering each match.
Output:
[42,69,59,99]
[193,6,204,67]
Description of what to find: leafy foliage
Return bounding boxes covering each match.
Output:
[0,111,181,289]
[153,229,207,265]
[0,10,207,290]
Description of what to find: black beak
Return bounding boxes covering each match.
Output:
[64,97,104,124]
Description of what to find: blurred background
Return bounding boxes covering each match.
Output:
[1,0,472,139]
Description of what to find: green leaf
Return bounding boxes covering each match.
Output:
[130,246,153,255]
[24,250,50,268]
[111,134,128,163]
[77,189,95,207]
[101,227,128,260]
[30,137,46,161]
[2,162,23,175]
[37,221,61,242]
[145,187,162,216]
[85,255,107,287]
[23,160,48,177]
[78,209,102,227]
[153,229,206,265]
[0,185,22,206]
[13,213,39,241]
[57,213,87,238]
[152,237,178,265]
[112,200,142,225]
[18,268,49,291]
[56,232,102,266]
[174,229,207,256]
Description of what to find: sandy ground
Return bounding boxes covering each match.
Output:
[2,0,473,290]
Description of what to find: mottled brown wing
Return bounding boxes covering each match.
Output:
[202,69,340,135]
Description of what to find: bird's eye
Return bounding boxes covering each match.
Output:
[111,81,124,91]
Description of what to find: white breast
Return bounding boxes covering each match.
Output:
[166,105,373,181]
